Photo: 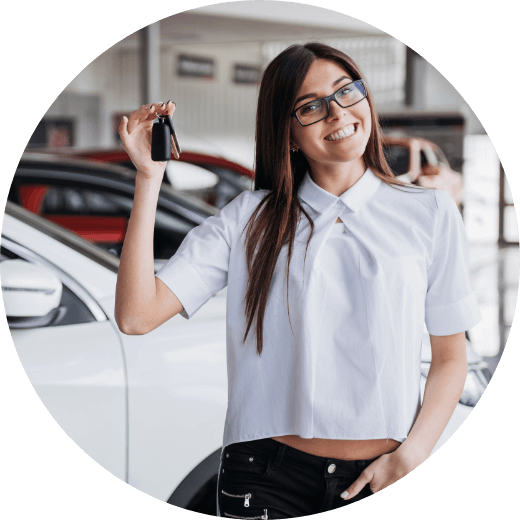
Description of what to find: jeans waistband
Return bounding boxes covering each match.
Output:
[227,437,383,475]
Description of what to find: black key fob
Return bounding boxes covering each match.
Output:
[151,115,181,161]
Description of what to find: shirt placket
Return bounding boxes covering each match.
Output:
[305,202,347,436]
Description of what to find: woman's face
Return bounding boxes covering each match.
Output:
[290,59,372,171]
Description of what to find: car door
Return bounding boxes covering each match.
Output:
[4,191,230,503]
[1,214,127,481]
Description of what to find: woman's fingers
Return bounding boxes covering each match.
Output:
[128,100,175,133]
[160,100,176,117]
[149,100,176,118]
[127,104,156,133]
[116,102,176,178]
[123,101,176,135]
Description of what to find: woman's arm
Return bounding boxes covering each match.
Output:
[115,102,184,335]
[400,331,468,458]
[341,332,467,499]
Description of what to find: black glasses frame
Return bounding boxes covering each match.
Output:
[291,79,367,127]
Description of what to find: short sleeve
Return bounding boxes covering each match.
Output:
[155,190,250,319]
[424,189,482,335]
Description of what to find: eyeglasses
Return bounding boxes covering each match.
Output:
[291,79,367,127]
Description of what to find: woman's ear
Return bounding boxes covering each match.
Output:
[289,127,299,152]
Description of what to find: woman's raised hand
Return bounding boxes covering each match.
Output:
[118,101,176,182]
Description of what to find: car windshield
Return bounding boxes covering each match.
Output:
[384,145,410,176]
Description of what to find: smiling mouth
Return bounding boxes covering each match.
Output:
[324,123,358,142]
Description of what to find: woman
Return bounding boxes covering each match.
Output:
[115,42,482,518]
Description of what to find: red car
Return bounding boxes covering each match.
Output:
[27,136,463,211]
[26,145,255,209]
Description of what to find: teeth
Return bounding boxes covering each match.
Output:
[325,124,356,141]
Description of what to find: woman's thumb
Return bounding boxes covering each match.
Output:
[119,116,129,142]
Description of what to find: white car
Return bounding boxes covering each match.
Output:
[1,201,490,514]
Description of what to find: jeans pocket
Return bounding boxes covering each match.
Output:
[219,482,270,518]
[221,488,255,507]
[222,446,273,480]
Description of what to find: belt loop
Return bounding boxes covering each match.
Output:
[272,443,286,469]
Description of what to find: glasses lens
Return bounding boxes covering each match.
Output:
[336,81,365,107]
[295,81,366,125]
[296,99,327,125]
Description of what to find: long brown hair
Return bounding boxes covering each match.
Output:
[242,42,429,356]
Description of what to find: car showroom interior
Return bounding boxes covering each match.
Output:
[2,1,518,516]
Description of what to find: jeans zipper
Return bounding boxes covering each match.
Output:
[223,509,268,520]
[221,489,253,507]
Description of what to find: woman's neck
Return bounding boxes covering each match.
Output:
[307,157,367,197]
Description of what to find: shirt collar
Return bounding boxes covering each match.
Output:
[298,167,381,214]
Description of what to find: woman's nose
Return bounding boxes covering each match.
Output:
[326,99,348,122]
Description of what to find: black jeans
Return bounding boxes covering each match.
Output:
[216,438,379,519]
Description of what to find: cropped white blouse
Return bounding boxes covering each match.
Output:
[155,167,482,448]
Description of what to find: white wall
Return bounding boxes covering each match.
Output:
[418,56,485,135]
[49,17,482,153]
[60,41,263,152]
[262,36,406,110]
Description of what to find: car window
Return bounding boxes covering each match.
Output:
[383,145,410,176]
[1,245,97,327]
[11,181,197,260]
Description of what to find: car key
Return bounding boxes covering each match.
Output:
[151,114,181,161]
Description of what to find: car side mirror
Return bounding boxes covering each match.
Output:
[1,259,64,329]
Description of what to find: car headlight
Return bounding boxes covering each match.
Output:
[421,362,492,407]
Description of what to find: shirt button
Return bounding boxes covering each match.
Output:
[328,464,336,474]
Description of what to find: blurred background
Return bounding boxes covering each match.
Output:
[20,1,517,369]
[2,0,518,512]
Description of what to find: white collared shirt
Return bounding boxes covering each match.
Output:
[155,168,482,448]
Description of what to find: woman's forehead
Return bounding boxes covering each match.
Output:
[297,60,353,95]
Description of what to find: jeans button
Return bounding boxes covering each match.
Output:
[328,464,336,474]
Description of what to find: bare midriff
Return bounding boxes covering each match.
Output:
[270,436,402,461]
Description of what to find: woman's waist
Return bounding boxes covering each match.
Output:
[269,435,401,461]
